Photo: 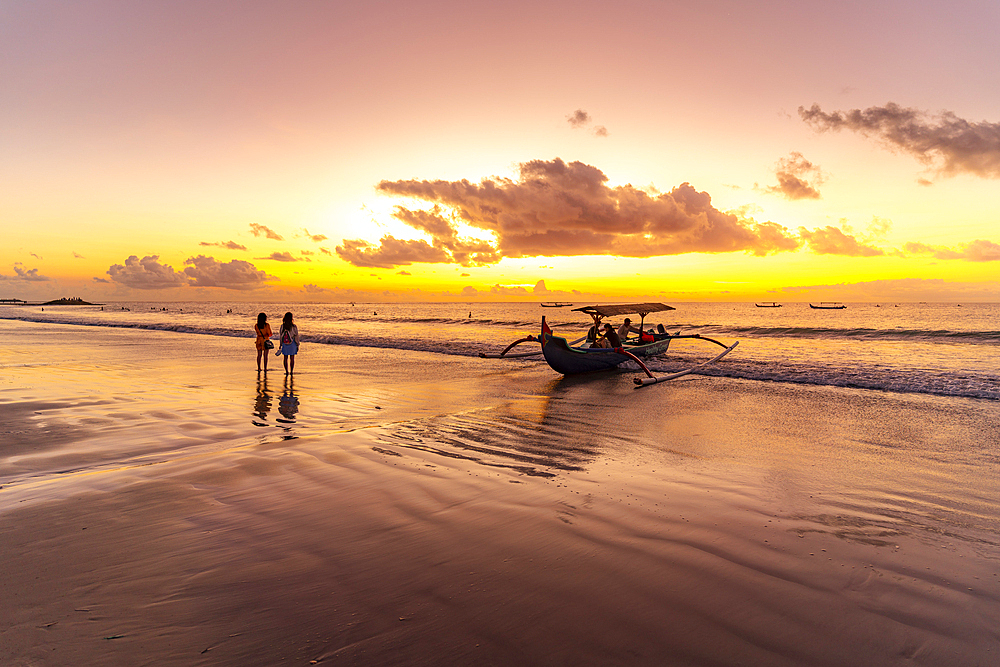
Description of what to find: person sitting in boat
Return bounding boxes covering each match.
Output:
[617,318,642,343]
[587,323,600,346]
[596,323,622,348]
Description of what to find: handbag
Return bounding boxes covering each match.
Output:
[264,339,275,349]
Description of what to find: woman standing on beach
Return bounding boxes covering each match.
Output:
[278,311,300,375]
[254,312,273,372]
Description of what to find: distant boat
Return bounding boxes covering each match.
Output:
[755,302,782,308]
[809,302,847,310]
[540,302,573,308]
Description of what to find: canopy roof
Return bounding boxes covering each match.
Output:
[572,303,675,318]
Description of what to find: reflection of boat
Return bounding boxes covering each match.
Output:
[755,302,782,308]
[540,302,573,307]
[482,303,738,386]
[810,302,847,309]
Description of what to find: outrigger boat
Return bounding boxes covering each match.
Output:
[755,302,781,308]
[480,303,738,386]
[809,302,846,309]
[540,302,573,308]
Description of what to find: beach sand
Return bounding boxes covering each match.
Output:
[2,320,999,666]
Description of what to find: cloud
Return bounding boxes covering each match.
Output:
[798,226,885,256]
[73,252,85,259]
[800,103,1000,178]
[318,247,332,255]
[567,109,591,128]
[903,239,1000,262]
[256,252,303,262]
[335,237,451,268]
[593,126,608,137]
[397,270,411,276]
[351,158,801,268]
[461,286,478,295]
[200,240,248,251]
[249,223,284,240]
[533,279,548,294]
[92,277,109,283]
[301,250,314,256]
[182,255,274,290]
[302,284,328,293]
[460,272,470,277]
[302,228,328,242]
[30,253,42,260]
[490,284,530,295]
[762,152,823,200]
[107,255,188,289]
[11,263,50,281]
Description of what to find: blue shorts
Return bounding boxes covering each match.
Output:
[280,342,298,356]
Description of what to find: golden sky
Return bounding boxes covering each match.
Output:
[2,0,999,302]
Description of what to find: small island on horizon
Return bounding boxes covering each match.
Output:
[0,296,99,306]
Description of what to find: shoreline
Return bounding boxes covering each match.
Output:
[2,321,999,665]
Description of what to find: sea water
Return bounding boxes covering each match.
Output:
[3,301,997,400]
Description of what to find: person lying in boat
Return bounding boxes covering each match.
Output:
[616,318,642,342]
[595,323,622,348]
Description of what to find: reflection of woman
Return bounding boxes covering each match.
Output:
[254,313,273,372]
[253,376,272,424]
[278,377,299,423]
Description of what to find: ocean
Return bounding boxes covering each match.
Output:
[4,300,997,400]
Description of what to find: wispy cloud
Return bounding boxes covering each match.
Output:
[903,239,1000,262]
[302,228,328,242]
[256,252,303,262]
[567,109,591,128]
[8,263,50,281]
[566,109,608,137]
[200,240,248,251]
[800,102,1000,178]
[336,237,450,268]
[249,223,284,241]
[798,226,885,256]
[762,152,824,200]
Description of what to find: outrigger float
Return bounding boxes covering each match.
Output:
[480,303,738,386]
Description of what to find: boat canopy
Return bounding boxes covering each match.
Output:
[572,303,675,318]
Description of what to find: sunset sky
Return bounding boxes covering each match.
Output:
[3,0,999,303]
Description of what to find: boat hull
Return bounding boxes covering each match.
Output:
[540,325,672,375]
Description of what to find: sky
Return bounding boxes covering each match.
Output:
[2,0,999,303]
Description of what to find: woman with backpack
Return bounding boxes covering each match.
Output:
[277,311,300,375]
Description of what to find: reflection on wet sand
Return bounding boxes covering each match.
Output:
[252,376,273,426]
[368,378,620,477]
[277,376,299,424]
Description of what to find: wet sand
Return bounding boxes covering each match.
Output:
[2,320,999,666]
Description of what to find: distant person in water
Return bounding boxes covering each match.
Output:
[254,312,273,372]
[277,311,300,375]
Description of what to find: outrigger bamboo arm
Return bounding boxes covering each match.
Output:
[479,334,587,360]
[479,336,540,358]
[632,341,739,386]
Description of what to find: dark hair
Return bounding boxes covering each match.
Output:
[281,312,294,331]
[257,312,267,328]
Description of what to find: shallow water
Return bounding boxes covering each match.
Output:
[3,300,998,400]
